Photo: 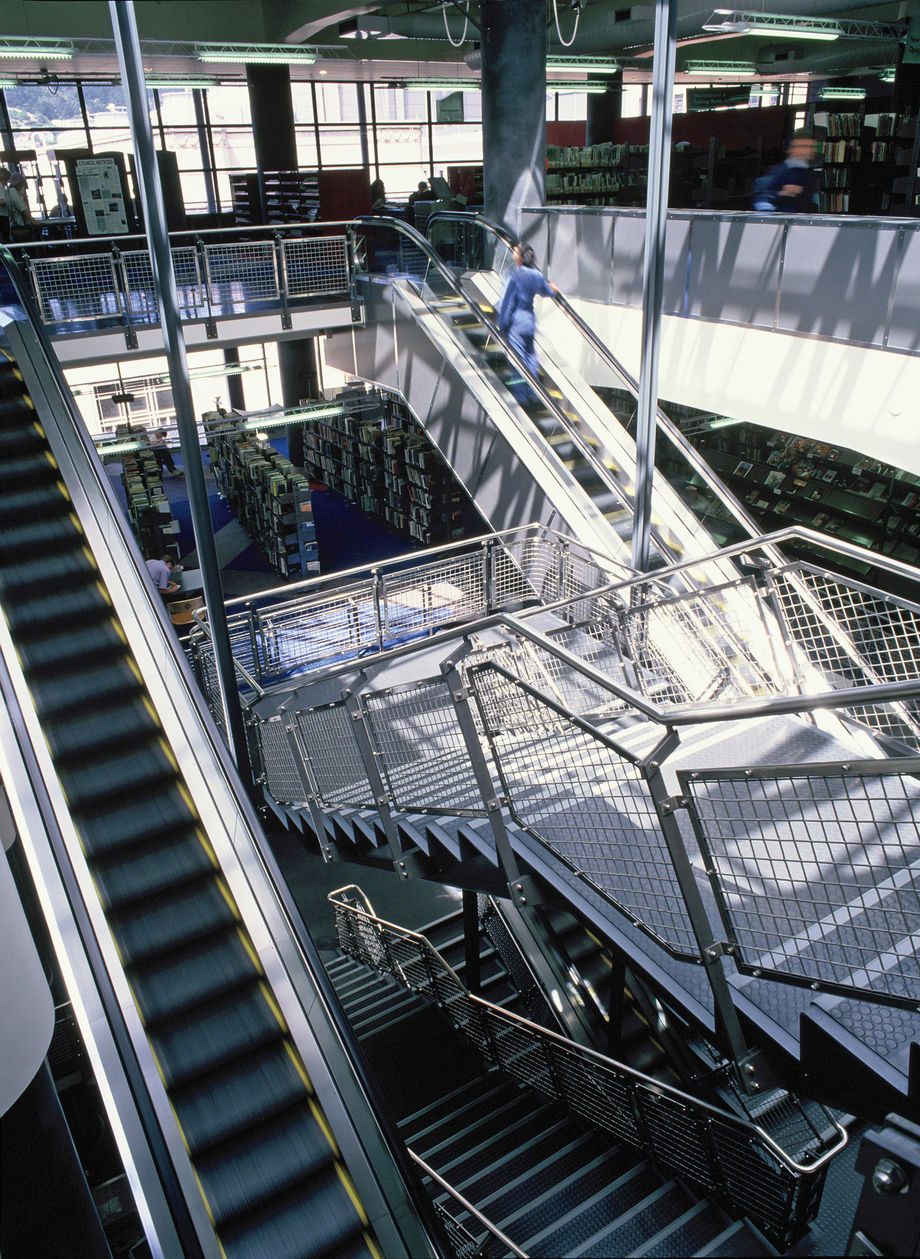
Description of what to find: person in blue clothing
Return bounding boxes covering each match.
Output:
[751,131,820,213]
[497,242,559,404]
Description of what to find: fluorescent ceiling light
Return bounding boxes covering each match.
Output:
[685,61,757,77]
[95,439,143,455]
[0,78,18,88]
[146,76,220,89]
[546,56,620,73]
[410,78,480,91]
[0,38,73,59]
[703,9,905,41]
[243,404,345,431]
[880,68,897,83]
[749,85,779,96]
[547,81,610,94]
[820,86,866,99]
[197,43,316,65]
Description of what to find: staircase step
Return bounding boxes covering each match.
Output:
[400,1077,521,1149]
[633,1199,728,1258]
[694,1218,772,1256]
[564,1179,686,1259]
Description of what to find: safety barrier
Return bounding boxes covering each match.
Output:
[17,225,355,340]
[330,886,846,1251]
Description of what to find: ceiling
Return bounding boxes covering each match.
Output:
[0,1,911,87]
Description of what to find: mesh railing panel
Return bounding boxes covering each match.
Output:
[122,247,202,316]
[333,903,826,1250]
[256,582,379,681]
[383,552,487,639]
[204,241,278,305]
[618,578,776,707]
[431,1203,485,1259]
[257,717,307,804]
[363,679,488,813]
[30,254,121,324]
[683,761,920,1005]
[282,236,350,296]
[519,628,632,722]
[773,567,920,749]
[187,641,225,732]
[469,667,698,958]
[292,704,374,808]
[494,538,558,606]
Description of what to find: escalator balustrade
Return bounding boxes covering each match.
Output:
[0,347,379,1259]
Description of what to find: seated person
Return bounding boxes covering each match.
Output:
[407,180,430,207]
[146,553,180,597]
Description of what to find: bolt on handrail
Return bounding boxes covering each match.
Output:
[406,1149,529,1259]
[328,885,847,1180]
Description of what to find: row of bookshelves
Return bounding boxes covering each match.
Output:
[303,384,475,546]
[204,413,319,579]
[116,427,181,564]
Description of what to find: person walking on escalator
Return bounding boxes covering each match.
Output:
[497,242,559,405]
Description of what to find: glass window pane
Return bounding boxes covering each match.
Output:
[211,126,257,171]
[373,85,429,122]
[377,164,434,197]
[431,124,483,165]
[291,82,315,124]
[317,125,364,165]
[206,85,251,125]
[374,123,429,172]
[553,90,587,121]
[153,88,198,125]
[295,127,319,167]
[315,82,361,123]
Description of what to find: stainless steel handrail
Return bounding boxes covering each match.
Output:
[406,1150,529,1259]
[328,885,848,1178]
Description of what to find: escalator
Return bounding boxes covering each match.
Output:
[0,261,432,1258]
[335,216,755,576]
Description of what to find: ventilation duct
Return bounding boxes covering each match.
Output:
[755,38,899,76]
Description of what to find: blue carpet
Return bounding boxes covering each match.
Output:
[310,484,417,573]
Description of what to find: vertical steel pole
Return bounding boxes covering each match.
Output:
[108,1,250,777]
[631,0,678,574]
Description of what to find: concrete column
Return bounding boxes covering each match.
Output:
[586,73,623,146]
[278,337,321,470]
[481,0,546,236]
[246,65,298,222]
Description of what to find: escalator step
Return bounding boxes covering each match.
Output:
[0,484,72,522]
[149,988,285,1087]
[41,696,158,763]
[128,930,258,1025]
[196,1107,335,1229]
[218,1172,371,1259]
[28,656,145,718]
[0,451,62,486]
[15,621,128,673]
[109,879,239,966]
[0,412,46,444]
[173,1045,311,1155]
[91,834,217,910]
[0,547,96,593]
[78,788,198,856]
[0,513,82,554]
[3,582,113,634]
[60,741,177,808]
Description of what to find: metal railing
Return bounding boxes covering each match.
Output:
[330,886,846,1252]
[253,526,920,1023]
[187,524,631,706]
[13,222,357,342]
[406,1150,529,1259]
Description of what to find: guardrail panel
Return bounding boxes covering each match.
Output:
[204,240,279,307]
[611,213,646,307]
[258,717,308,804]
[777,220,898,347]
[257,581,379,681]
[382,552,486,639]
[468,666,699,958]
[888,228,920,352]
[30,253,122,324]
[363,679,488,814]
[682,759,920,1006]
[685,217,784,328]
[282,236,351,296]
[293,702,375,809]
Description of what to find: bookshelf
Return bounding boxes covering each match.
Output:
[117,427,181,563]
[303,384,478,546]
[812,111,917,215]
[204,414,319,579]
[546,142,645,206]
[229,170,319,226]
[693,422,920,576]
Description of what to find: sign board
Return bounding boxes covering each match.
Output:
[436,91,464,123]
[75,157,129,235]
[687,86,751,111]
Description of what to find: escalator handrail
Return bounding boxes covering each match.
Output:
[429,211,781,562]
[354,215,643,534]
